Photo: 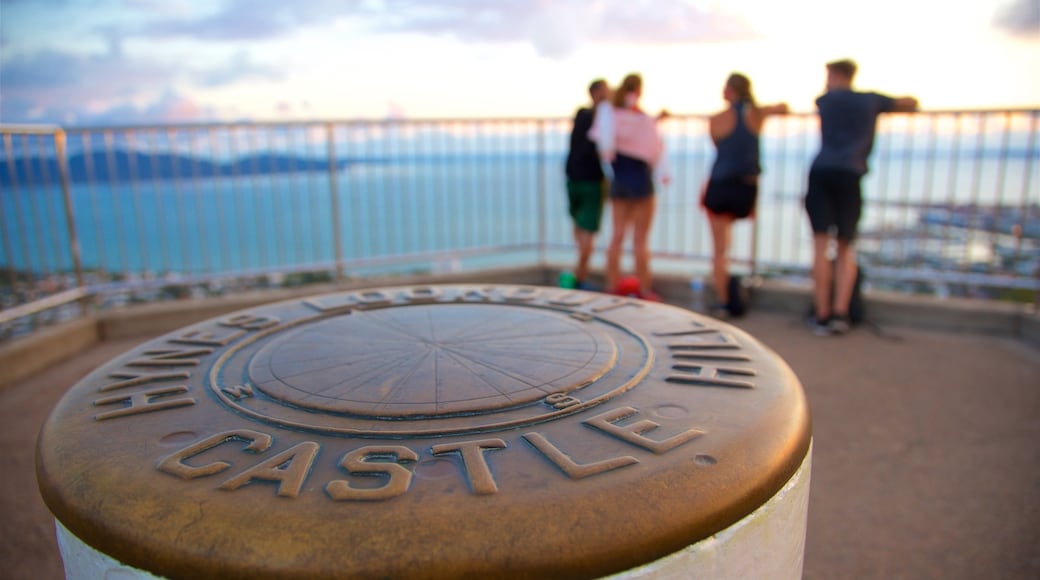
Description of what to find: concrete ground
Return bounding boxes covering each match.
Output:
[2,309,1038,579]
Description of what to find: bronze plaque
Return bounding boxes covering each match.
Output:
[37,285,810,579]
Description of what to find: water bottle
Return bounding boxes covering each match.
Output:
[689,276,705,313]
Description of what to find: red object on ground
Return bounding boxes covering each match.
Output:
[615,275,640,297]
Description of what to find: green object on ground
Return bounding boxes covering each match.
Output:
[558,271,577,289]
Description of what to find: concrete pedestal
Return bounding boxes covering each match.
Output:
[55,446,811,579]
[38,285,812,579]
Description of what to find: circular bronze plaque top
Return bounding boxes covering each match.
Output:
[37,284,811,579]
[248,303,617,419]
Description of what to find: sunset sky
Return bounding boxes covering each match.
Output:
[2,0,1038,126]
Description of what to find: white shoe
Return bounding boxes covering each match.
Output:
[810,318,832,336]
[828,316,851,335]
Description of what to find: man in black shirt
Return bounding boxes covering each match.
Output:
[805,59,917,335]
[565,79,610,289]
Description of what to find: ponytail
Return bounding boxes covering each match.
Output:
[726,73,756,106]
[612,73,643,108]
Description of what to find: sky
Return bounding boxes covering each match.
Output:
[1,0,1038,126]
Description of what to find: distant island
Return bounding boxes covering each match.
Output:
[0,150,353,187]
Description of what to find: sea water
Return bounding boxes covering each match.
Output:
[1,128,1036,281]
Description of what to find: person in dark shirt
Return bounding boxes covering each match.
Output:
[565,79,610,289]
[702,73,788,317]
[805,59,917,335]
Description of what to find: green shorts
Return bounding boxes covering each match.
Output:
[567,179,606,233]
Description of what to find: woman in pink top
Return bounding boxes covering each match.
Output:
[591,73,669,300]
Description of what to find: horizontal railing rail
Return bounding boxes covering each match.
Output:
[2,110,1037,340]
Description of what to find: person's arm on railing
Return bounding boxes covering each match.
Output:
[891,97,919,112]
[759,103,790,117]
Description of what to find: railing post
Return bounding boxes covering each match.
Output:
[1023,111,1039,309]
[1,133,18,292]
[750,206,760,279]
[326,122,346,283]
[537,120,547,267]
[54,128,87,315]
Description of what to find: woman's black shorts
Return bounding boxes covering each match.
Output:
[703,176,757,219]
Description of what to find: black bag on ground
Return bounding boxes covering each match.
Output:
[848,265,865,324]
[726,274,750,317]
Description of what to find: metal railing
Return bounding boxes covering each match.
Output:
[2,110,1038,338]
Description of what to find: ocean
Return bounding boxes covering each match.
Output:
[1,115,1037,285]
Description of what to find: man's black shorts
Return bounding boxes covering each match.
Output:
[703,176,757,219]
[805,168,862,240]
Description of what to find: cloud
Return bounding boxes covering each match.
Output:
[1,90,218,126]
[138,0,357,41]
[191,51,284,87]
[0,46,278,124]
[2,0,757,124]
[1,49,173,117]
[126,0,755,57]
[1,50,83,90]
[994,0,1040,37]
[591,1,756,43]
[363,0,758,57]
[82,91,222,125]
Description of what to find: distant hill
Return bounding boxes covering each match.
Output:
[0,150,352,186]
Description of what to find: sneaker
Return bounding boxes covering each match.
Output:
[828,315,851,335]
[575,280,600,292]
[810,318,832,336]
[709,303,732,319]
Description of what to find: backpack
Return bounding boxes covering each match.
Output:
[726,275,750,317]
[848,265,865,324]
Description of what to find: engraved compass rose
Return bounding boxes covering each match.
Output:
[212,301,651,436]
[249,304,615,417]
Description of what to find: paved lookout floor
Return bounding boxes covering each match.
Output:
[2,310,1038,579]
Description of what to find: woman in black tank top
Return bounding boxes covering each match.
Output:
[701,73,788,317]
